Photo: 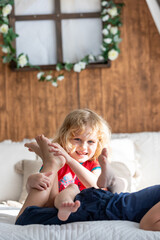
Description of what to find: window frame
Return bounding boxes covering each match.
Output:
[9,0,110,71]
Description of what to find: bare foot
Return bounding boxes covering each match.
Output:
[97,148,109,189]
[35,135,65,169]
[98,148,108,168]
[58,200,80,221]
[98,148,116,189]
[25,142,42,158]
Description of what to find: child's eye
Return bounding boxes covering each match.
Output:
[88,140,95,144]
[74,138,81,141]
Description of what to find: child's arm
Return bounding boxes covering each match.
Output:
[49,143,100,188]
[67,158,100,188]
[26,171,53,192]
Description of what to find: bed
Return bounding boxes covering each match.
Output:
[0,132,160,239]
[1,205,160,240]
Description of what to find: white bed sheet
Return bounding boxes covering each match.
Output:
[0,205,160,240]
[0,204,20,224]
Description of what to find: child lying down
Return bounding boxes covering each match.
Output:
[16,184,160,232]
[15,133,160,231]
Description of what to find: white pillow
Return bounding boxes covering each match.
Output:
[110,138,137,176]
[110,161,132,192]
[0,140,36,202]
[112,132,160,190]
[15,159,42,203]
[131,132,160,190]
[110,138,138,192]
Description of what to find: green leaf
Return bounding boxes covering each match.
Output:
[65,63,73,71]
[56,62,64,71]
[0,16,9,24]
[81,55,89,64]
[8,28,19,40]
[38,76,46,82]
[2,53,14,63]
[0,0,14,6]
[28,63,40,70]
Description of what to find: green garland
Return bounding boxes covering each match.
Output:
[0,0,123,87]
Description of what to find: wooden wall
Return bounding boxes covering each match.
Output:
[0,0,160,142]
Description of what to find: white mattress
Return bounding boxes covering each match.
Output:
[0,205,160,240]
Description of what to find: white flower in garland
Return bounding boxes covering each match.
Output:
[110,26,118,35]
[101,45,106,52]
[18,54,28,67]
[97,55,105,61]
[101,1,108,7]
[108,49,119,61]
[101,8,108,15]
[73,61,86,72]
[2,4,12,17]
[102,28,109,36]
[104,38,112,44]
[113,35,121,43]
[52,81,58,87]
[57,75,64,81]
[0,24,9,34]
[107,24,111,30]
[37,72,45,79]
[102,14,109,22]
[45,75,52,81]
[73,63,81,72]
[79,61,86,70]
[108,7,118,18]
[2,46,11,54]
[88,54,95,62]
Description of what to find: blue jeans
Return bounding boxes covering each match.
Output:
[15,185,160,225]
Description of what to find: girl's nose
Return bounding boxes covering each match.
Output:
[80,141,87,150]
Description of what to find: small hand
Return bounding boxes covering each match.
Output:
[48,143,72,163]
[27,171,53,191]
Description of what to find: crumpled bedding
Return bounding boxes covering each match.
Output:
[0,205,160,240]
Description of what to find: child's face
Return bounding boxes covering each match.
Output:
[69,125,98,163]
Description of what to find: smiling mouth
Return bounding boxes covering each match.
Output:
[76,151,88,156]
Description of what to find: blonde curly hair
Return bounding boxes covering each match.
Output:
[53,108,111,160]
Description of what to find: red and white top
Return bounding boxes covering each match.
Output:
[58,160,101,191]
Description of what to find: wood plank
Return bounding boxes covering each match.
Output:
[0,37,9,141]
[5,70,31,141]
[78,68,103,117]
[123,0,142,132]
[101,60,128,133]
[137,0,152,132]
[29,71,57,139]
[0,39,6,113]
[123,0,151,132]
[148,3,160,131]
[54,71,79,134]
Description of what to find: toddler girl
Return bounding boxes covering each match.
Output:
[17,109,118,221]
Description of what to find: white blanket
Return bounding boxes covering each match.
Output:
[0,205,160,240]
